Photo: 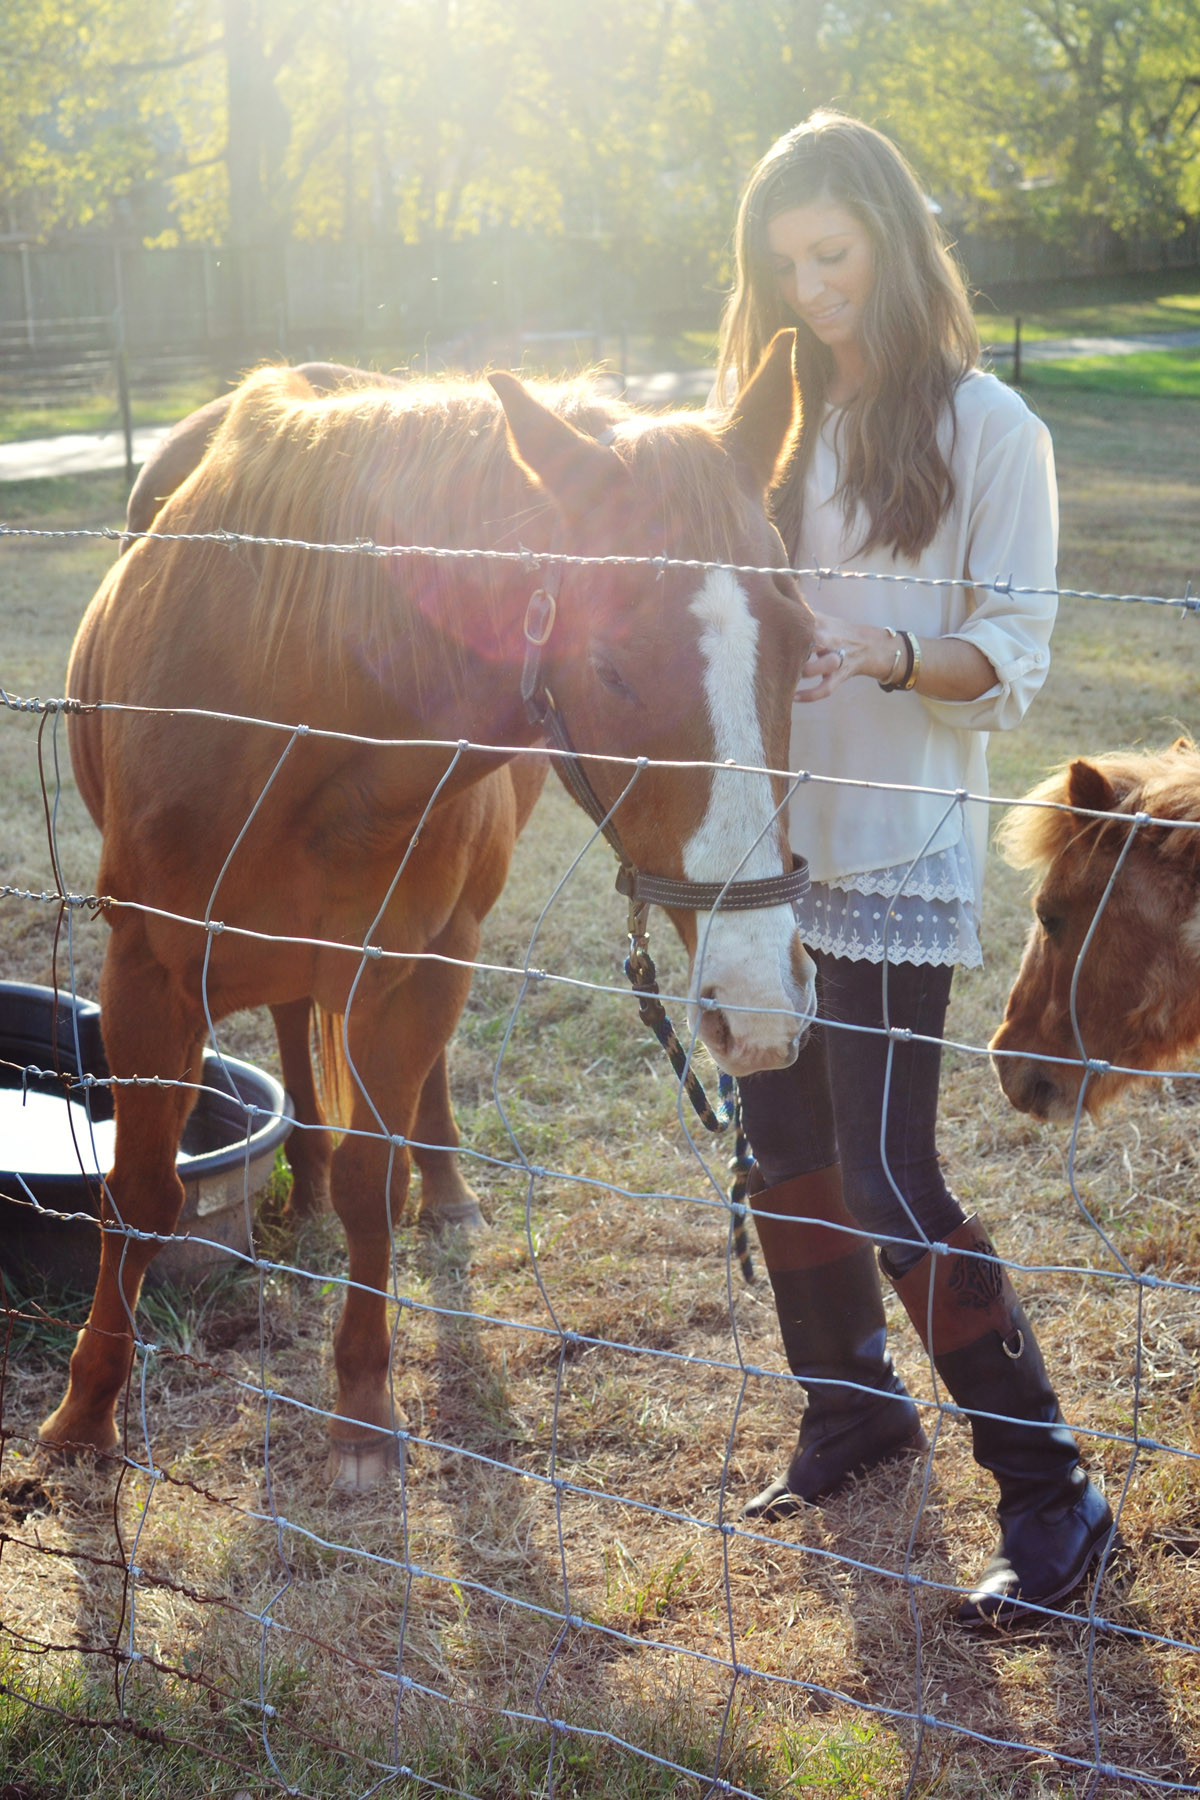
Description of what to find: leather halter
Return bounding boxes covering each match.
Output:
[518,572,811,931]
[518,547,803,1273]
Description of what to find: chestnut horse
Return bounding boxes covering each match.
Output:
[124,361,500,1239]
[991,736,1200,1120]
[49,333,816,1485]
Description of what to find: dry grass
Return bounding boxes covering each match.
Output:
[1,394,1199,1796]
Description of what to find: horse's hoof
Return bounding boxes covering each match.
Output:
[326,1433,400,1492]
[37,1407,118,1459]
[418,1198,485,1234]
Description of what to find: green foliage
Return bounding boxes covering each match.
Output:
[833,0,1200,237]
[4,0,1199,255]
[1,0,223,240]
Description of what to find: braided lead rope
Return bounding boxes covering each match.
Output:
[623,932,755,1283]
[726,1116,755,1288]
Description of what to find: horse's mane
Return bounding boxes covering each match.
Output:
[998,736,1200,873]
[155,365,757,688]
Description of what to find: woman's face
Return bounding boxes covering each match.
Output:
[764,200,875,355]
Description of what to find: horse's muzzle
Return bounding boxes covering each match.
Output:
[689,959,815,1077]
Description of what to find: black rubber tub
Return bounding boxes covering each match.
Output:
[0,981,293,1287]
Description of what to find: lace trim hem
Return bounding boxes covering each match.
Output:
[796,852,983,969]
[823,841,976,906]
[796,918,984,968]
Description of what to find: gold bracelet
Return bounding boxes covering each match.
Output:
[901,630,922,691]
[877,628,905,692]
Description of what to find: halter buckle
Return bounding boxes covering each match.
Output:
[523,588,557,647]
[521,589,558,723]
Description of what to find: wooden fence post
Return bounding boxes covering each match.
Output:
[113,308,134,490]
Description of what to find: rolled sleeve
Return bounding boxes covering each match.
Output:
[921,408,1059,733]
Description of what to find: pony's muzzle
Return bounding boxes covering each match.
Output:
[990,1046,1076,1122]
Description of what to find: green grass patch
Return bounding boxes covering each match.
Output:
[639,326,719,370]
[0,394,127,440]
[0,1647,815,1800]
[0,378,221,445]
[975,265,1200,342]
[1021,346,1200,397]
[0,469,129,526]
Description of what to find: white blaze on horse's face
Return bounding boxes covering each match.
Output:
[682,567,816,1074]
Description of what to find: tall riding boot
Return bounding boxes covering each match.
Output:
[887,1215,1115,1626]
[743,1165,927,1520]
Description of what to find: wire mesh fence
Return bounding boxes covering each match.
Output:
[0,524,1198,1796]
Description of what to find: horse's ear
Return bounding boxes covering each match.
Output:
[717,329,801,494]
[1066,759,1118,817]
[489,372,626,520]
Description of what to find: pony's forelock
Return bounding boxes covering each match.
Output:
[999,738,1200,875]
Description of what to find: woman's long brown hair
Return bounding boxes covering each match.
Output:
[716,111,979,561]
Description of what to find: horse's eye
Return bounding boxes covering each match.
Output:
[590,651,638,704]
[1037,909,1064,940]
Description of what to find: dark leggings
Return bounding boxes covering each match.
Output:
[737,952,968,1276]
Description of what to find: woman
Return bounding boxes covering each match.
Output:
[715,111,1112,1626]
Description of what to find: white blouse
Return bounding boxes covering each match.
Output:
[782,370,1059,966]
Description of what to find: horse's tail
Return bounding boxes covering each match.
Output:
[313,1004,355,1132]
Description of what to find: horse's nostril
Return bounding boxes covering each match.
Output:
[704,1007,732,1056]
[1029,1077,1058,1117]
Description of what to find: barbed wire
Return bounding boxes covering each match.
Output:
[1,524,1198,1796]
[0,515,1197,611]
[0,514,1194,619]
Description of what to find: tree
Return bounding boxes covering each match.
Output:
[0,0,213,239]
[2,0,1198,254]
[1021,0,1200,234]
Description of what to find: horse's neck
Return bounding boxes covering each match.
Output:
[413,669,533,752]
[382,574,538,752]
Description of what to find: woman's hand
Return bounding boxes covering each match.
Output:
[795,610,899,701]
[795,608,999,704]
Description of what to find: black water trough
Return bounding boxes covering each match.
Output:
[0,982,293,1287]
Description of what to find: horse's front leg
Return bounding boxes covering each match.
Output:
[40,928,206,1453]
[328,934,479,1490]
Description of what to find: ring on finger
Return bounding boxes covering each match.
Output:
[833,646,846,670]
